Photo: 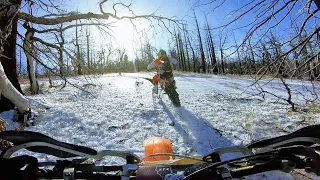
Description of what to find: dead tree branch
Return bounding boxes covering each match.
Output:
[17,12,109,25]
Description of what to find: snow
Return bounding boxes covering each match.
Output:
[1,72,320,179]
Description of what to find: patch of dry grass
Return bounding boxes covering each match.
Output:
[296,104,320,114]
[0,117,6,132]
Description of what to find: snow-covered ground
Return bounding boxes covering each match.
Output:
[1,72,320,179]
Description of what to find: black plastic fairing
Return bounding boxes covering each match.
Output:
[247,125,320,148]
[0,131,97,158]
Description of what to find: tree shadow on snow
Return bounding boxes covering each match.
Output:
[158,99,235,156]
[176,106,235,155]
[27,109,94,144]
[158,99,176,123]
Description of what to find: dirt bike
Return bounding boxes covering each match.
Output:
[1,125,320,179]
[158,73,181,107]
[144,72,181,107]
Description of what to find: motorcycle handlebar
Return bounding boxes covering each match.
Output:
[8,146,320,180]
[25,158,311,180]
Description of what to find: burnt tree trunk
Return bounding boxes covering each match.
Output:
[314,0,320,9]
[0,1,23,112]
[220,48,225,74]
[183,25,191,71]
[205,16,218,74]
[194,11,206,73]
[23,22,39,94]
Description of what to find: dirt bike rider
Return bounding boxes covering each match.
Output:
[147,49,178,94]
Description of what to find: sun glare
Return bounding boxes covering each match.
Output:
[113,20,135,45]
[108,19,146,60]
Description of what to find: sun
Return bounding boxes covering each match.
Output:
[110,19,146,59]
[91,18,148,61]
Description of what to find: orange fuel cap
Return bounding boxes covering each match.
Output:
[143,137,174,162]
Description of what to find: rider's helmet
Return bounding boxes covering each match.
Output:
[158,49,168,61]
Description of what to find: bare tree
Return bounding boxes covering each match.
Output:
[190,0,320,110]
[173,25,182,70]
[193,0,319,76]
[205,15,218,74]
[194,11,206,73]
[187,34,197,72]
[55,24,65,76]
[248,39,257,74]
[183,25,191,71]
[22,22,39,94]
[0,0,182,115]
[86,28,91,70]
[218,29,228,74]
[0,0,35,127]
[0,0,24,113]
[178,31,187,71]
[233,34,243,75]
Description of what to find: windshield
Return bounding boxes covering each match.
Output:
[0,0,319,179]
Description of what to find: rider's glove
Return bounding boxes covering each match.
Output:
[0,155,39,180]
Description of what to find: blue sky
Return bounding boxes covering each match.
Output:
[64,0,252,59]
[17,0,317,67]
